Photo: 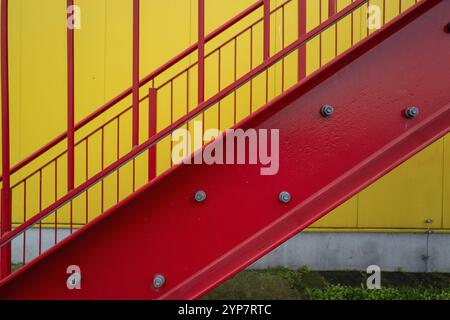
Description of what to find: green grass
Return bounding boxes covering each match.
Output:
[202,267,450,300]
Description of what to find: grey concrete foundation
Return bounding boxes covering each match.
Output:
[250,232,450,273]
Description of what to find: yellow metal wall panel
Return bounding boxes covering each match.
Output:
[9,0,67,166]
[358,139,444,229]
[310,196,358,228]
[74,0,106,123]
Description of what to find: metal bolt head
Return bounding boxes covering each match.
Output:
[404,106,419,119]
[425,219,433,224]
[279,191,291,204]
[153,274,165,289]
[194,190,207,203]
[320,104,335,117]
[445,22,450,33]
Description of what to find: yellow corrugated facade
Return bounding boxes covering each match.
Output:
[1,0,448,232]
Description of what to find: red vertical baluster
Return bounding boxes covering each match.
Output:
[198,0,205,147]
[38,170,42,255]
[319,0,323,67]
[54,161,58,244]
[330,0,337,57]
[329,0,336,16]
[1,0,12,280]
[185,74,189,158]
[265,70,269,104]
[249,27,253,113]
[85,140,89,223]
[264,0,270,104]
[67,0,75,192]
[70,201,73,234]
[298,0,307,80]
[233,38,237,125]
[351,1,354,46]
[263,0,270,60]
[170,81,174,167]
[132,159,136,191]
[116,118,120,203]
[101,128,104,213]
[366,0,370,37]
[281,5,285,92]
[148,88,157,181]
[67,0,75,236]
[22,182,27,265]
[132,0,140,147]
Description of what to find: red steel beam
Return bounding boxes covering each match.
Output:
[67,0,75,191]
[132,0,140,146]
[0,0,446,299]
[0,0,11,280]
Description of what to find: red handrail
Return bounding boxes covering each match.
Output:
[0,0,370,248]
[0,0,265,183]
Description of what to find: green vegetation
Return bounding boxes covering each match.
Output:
[305,285,450,300]
[203,267,450,300]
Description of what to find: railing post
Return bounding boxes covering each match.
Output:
[329,0,336,17]
[148,88,157,181]
[1,0,11,280]
[133,0,140,147]
[298,0,306,80]
[198,0,205,104]
[263,0,270,60]
[67,0,75,191]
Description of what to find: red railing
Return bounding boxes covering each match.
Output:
[0,0,422,279]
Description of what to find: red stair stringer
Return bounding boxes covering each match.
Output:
[0,0,449,299]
